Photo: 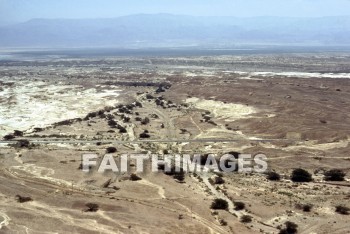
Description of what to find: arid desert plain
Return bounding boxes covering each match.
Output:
[0,51,350,234]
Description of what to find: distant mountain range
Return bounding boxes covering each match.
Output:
[1,14,350,48]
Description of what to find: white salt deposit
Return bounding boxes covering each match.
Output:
[0,79,121,136]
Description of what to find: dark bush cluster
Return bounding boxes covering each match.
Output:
[140,130,151,138]
[108,119,118,128]
[213,176,225,185]
[53,118,80,127]
[279,221,298,234]
[211,198,229,210]
[84,111,98,120]
[121,114,130,123]
[85,203,99,212]
[234,201,245,211]
[335,205,349,215]
[296,203,313,212]
[324,169,346,181]
[163,166,186,182]
[240,215,252,223]
[146,94,154,99]
[106,147,117,153]
[3,134,15,140]
[13,130,24,136]
[16,139,30,148]
[15,195,33,203]
[266,171,281,181]
[173,171,185,182]
[291,168,312,182]
[141,117,150,125]
[130,173,142,181]
[134,101,142,108]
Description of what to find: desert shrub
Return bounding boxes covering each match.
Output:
[119,127,127,133]
[291,168,312,182]
[15,139,30,148]
[134,101,142,107]
[108,119,117,127]
[125,104,134,110]
[106,147,117,153]
[302,204,313,212]
[267,171,281,181]
[54,119,75,126]
[155,86,166,93]
[219,219,228,226]
[13,130,24,136]
[15,195,33,203]
[85,203,99,212]
[173,171,185,182]
[146,94,154,99]
[213,176,225,184]
[141,117,150,125]
[180,129,188,134]
[33,127,44,132]
[157,162,165,171]
[211,198,228,210]
[296,203,313,212]
[214,176,225,184]
[122,116,130,123]
[3,134,15,140]
[279,221,298,234]
[207,120,217,126]
[335,205,349,215]
[241,215,252,223]
[130,173,142,181]
[319,119,327,124]
[140,131,151,138]
[85,112,97,119]
[324,169,346,181]
[234,201,245,210]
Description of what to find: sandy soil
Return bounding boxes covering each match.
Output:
[0,54,350,233]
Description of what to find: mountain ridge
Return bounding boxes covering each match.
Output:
[1,14,350,48]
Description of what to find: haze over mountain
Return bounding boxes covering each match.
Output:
[1,14,350,48]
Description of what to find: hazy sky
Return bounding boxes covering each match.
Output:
[1,0,350,24]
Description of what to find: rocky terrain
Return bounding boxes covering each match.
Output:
[0,53,349,233]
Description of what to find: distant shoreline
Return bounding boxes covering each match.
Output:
[2,45,350,60]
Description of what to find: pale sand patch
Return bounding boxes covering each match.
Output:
[9,164,73,188]
[186,97,256,121]
[261,139,349,151]
[0,79,122,136]
[0,211,10,229]
[317,207,335,215]
[252,71,350,79]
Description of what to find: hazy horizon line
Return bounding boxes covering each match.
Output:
[4,13,350,25]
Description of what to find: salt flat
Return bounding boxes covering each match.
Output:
[0,78,121,136]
